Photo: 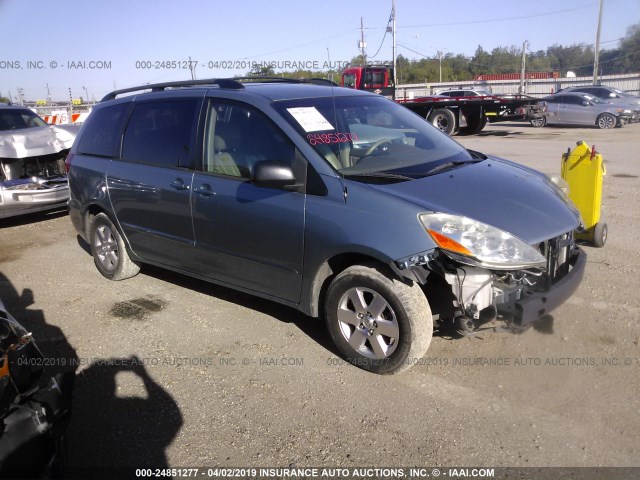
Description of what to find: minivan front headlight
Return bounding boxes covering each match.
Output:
[419,213,546,270]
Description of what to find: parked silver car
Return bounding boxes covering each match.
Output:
[560,85,640,105]
[530,92,633,129]
[558,85,640,122]
[0,105,79,219]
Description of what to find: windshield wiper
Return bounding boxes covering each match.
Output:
[467,149,488,160]
[343,171,415,181]
[423,161,470,176]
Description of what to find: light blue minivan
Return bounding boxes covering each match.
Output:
[67,78,586,374]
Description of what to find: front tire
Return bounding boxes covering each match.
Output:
[90,213,140,280]
[325,263,433,374]
[596,113,616,129]
[530,116,546,128]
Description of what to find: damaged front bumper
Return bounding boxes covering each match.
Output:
[0,156,69,219]
[494,246,586,325]
[394,233,587,330]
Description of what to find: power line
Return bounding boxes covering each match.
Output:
[396,43,431,59]
[236,28,358,60]
[369,7,395,59]
[368,4,599,30]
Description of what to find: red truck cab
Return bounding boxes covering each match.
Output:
[341,66,395,99]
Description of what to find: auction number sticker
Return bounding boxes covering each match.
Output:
[287,107,334,132]
[307,132,358,145]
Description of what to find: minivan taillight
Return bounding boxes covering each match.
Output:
[64,152,75,173]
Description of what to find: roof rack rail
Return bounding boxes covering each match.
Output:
[101,78,244,102]
[233,76,338,87]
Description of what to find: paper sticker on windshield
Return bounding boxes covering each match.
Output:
[286,107,334,132]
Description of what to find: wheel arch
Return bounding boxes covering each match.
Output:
[81,203,139,262]
[82,203,114,240]
[305,251,422,318]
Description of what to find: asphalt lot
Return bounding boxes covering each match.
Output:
[1,121,639,477]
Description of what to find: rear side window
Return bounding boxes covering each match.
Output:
[565,96,584,105]
[576,88,597,97]
[364,71,384,86]
[122,100,198,168]
[76,103,129,157]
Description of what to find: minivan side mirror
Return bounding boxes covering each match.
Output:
[252,161,297,189]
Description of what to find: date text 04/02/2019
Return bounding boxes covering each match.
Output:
[134,60,349,70]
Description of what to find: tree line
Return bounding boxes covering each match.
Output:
[249,22,640,84]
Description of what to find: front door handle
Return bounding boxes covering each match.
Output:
[194,184,216,197]
[170,179,190,191]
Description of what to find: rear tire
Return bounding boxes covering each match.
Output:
[459,115,487,135]
[428,108,456,135]
[596,113,616,129]
[90,213,140,280]
[324,263,433,374]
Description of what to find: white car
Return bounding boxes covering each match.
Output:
[436,88,493,97]
[0,105,79,218]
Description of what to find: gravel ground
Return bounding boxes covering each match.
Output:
[0,121,639,478]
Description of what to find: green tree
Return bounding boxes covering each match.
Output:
[470,45,491,77]
[546,44,594,76]
[618,22,640,73]
[247,65,276,76]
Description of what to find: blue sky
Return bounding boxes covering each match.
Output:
[1,0,638,101]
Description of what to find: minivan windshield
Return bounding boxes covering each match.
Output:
[276,95,475,181]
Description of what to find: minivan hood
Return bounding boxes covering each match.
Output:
[367,158,581,244]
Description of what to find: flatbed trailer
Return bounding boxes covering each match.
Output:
[341,66,543,135]
[395,93,543,135]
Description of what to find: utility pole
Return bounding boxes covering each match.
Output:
[593,0,604,84]
[359,17,367,66]
[391,0,397,86]
[46,83,52,104]
[437,51,443,83]
[188,56,197,80]
[519,40,529,95]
